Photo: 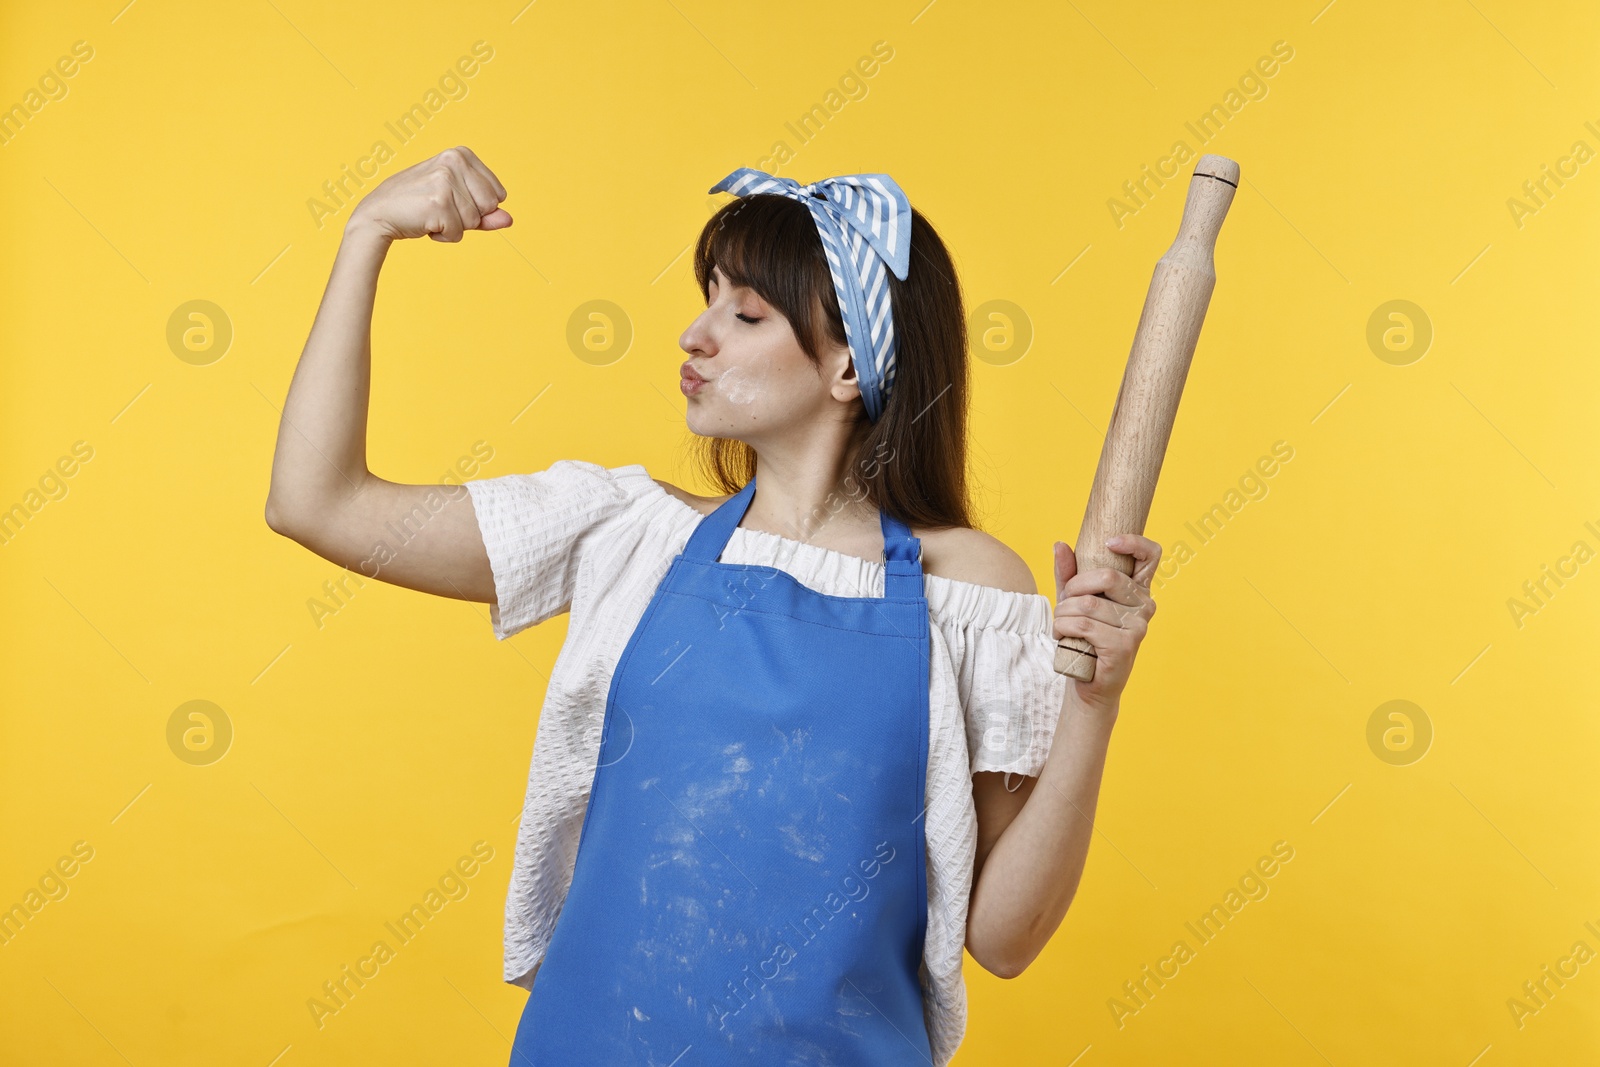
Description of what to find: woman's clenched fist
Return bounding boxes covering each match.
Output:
[347,146,511,243]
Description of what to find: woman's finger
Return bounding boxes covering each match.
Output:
[1056,591,1148,630]
[1053,610,1145,657]
[1108,534,1163,583]
[442,163,483,233]
[426,182,466,242]
[1107,533,1161,562]
[445,149,505,226]
[1052,540,1077,600]
[454,144,508,202]
[1062,565,1151,607]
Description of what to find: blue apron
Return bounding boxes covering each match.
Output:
[509,474,934,1065]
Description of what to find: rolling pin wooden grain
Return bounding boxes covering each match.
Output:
[1054,154,1240,681]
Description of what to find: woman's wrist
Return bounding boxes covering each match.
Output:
[1064,688,1120,731]
[342,211,395,253]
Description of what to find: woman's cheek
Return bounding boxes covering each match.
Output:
[717,365,766,407]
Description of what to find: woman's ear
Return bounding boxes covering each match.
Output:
[828,346,862,405]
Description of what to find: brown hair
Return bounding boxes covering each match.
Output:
[689,191,973,533]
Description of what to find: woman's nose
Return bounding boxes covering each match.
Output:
[679,311,715,356]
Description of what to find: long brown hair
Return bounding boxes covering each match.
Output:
[689,191,973,533]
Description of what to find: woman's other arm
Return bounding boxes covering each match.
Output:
[264,147,511,603]
[965,533,1162,978]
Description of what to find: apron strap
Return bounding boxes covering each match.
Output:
[680,474,926,601]
[880,509,925,601]
[680,476,757,563]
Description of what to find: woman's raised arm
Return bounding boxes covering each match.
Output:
[264,147,512,603]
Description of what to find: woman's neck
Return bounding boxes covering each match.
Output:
[741,442,879,547]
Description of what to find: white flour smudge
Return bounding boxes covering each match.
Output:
[715,365,765,406]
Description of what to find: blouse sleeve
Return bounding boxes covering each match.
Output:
[936,584,1071,777]
[463,459,634,640]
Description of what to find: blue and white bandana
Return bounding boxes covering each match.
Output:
[708,168,913,422]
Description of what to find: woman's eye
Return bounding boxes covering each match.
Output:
[735,312,762,324]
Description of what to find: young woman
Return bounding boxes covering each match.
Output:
[266,146,1161,1065]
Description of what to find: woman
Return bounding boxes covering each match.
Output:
[265,146,1161,1065]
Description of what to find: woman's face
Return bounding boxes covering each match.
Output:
[677,264,856,440]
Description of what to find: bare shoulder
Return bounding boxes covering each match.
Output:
[912,524,1038,596]
[651,477,728,517]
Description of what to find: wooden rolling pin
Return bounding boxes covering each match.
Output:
[1054,153,1240,680]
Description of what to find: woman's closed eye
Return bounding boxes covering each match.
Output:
[706,275,763,323]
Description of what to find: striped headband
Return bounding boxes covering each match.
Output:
[708,167,913,423]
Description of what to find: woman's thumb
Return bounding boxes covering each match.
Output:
[1053,540,1075,594]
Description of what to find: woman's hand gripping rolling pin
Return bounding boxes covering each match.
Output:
[1051,535,1162,719]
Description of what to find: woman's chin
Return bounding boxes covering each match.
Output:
[683,408,715,437]
[684,408,751,442]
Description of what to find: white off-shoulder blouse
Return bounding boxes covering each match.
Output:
[464,459,1069,1066]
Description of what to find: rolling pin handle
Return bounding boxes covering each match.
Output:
[1054,638,1097,681]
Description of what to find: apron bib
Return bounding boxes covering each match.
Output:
[509,474,934,1065]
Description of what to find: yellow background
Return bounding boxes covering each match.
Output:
[3,0,1596,1063]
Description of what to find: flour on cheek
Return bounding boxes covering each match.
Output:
[715,365,767,407]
